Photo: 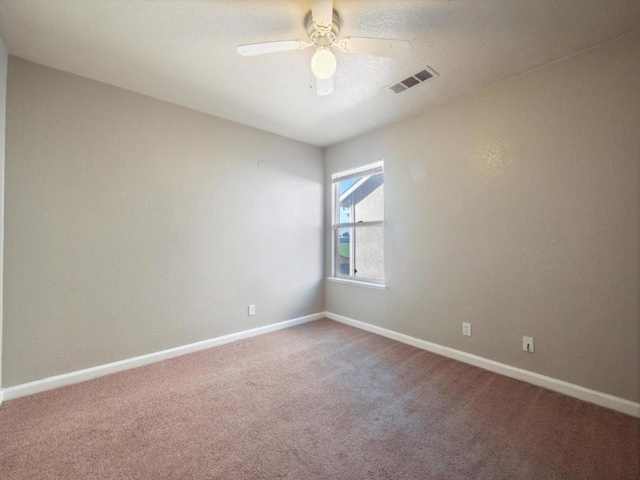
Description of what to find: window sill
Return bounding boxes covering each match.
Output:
[326,277,388,291]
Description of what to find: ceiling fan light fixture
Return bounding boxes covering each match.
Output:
[311,47,337,79]
[237,0,410,95]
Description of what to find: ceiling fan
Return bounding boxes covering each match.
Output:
[237,0,410,96]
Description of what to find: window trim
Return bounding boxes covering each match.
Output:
[326,276,388,291]
[331,160,385,287]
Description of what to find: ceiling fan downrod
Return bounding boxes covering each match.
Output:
[305,10,340,47]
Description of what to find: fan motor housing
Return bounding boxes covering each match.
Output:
[305,10,341,46]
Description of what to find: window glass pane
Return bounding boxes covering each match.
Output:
[353,225,384,280]
[338,172,384,223]
[339,204,351,224]
[336,227,352,276]
[332,161,385,285]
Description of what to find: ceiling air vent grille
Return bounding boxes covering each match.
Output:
[387,66,438,95]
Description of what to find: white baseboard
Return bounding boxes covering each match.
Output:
[325,311,640,418]
[1,312,324,402]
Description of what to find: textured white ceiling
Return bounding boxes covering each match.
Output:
[0,0,638,147]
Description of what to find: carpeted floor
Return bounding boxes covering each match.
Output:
[0,319,638,479]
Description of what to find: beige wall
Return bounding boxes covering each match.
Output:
[3,58,324,387]
[0,36,6,394]
[325,33,640,402]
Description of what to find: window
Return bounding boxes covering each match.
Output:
[331,161,385,286]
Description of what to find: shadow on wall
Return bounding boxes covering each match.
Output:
[282,277,326,321]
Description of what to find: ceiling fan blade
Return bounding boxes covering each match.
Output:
[237,40,309,56]
[337,37,410,58]
[311,0,334,31]
[316,76,334,96]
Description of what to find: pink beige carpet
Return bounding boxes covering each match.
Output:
[0,319,638,479]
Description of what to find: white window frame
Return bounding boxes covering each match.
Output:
[330,160,385,288]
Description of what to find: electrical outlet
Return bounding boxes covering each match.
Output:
[248,304,256,316]
[462,322,472,337]
[523,336,534,353]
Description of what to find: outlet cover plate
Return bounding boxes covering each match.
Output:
[463,322,472,337]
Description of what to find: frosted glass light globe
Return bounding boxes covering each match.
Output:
[311,47,337,80]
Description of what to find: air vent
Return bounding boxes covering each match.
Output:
[387,66,438,95]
